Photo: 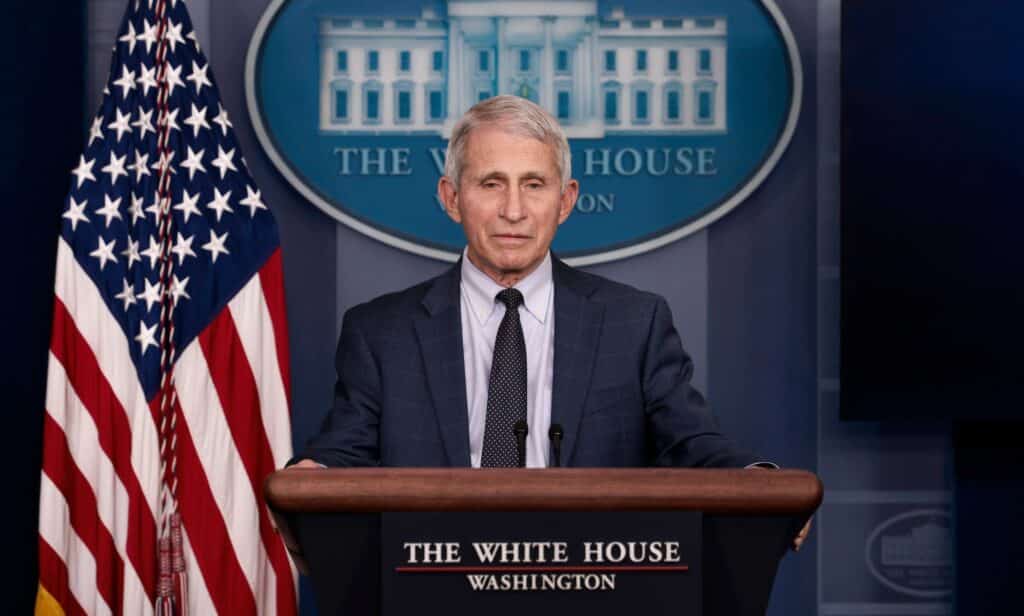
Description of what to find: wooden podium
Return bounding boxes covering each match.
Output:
[265,468,822,616]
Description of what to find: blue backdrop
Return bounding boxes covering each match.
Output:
[7,1,973,614]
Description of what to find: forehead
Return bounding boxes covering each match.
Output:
[461,124,559,177]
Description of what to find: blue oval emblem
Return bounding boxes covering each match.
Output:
[246,0,802,264]
[865,509,953,599]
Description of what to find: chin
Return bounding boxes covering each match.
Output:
[490,261,526,276]
[473,246,542,278]
[494,253,536,273]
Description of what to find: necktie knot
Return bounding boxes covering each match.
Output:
[497,288,524,311]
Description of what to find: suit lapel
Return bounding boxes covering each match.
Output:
[550,258,605,466]
[414,263,471,466]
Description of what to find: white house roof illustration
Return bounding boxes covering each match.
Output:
[317,0,728,137]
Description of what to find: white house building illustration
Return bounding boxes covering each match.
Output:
[317,1,727,137]
[881,522,953,567]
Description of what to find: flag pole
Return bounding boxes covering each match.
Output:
[152,0,186,613]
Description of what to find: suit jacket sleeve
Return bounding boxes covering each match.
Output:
[643,297,761,468]
[292,307,382,467]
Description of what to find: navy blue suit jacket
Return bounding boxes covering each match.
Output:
[298,257,760,468]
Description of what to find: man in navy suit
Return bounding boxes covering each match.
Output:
[294,93,770,468]
[292,96,815,546]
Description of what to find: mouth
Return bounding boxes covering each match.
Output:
[492,234,532,244]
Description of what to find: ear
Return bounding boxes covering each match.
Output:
[557,179,579,225]
[438,176,461,223]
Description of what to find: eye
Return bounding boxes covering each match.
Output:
[482,180,500,189]
[525,181,543,190]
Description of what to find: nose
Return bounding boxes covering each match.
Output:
[500,186,526,223]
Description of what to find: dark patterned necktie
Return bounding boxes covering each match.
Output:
[480,288,527,467]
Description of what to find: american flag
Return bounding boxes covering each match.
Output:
[36,0,297,614]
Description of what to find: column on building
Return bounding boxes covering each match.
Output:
[447,21,459,119]
[582,17,594,120]
[460,27,470,115]
[571,36,581,123]
[496,17,506,98]
[582,29,591,119]
[541,16,554,112]
[588,17,598,121]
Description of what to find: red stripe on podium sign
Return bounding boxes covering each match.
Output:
[395,565,690,573]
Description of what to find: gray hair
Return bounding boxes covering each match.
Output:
[443,95,572,190]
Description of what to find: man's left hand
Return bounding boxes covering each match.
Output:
[793,516,813,551]
[747,465,813,551]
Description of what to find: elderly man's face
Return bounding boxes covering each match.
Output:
[439,125,578,286]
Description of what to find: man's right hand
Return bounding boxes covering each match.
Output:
[288,459,324,469]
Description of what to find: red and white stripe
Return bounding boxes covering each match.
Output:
[38,237,297,614]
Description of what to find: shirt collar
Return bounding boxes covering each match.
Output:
[460,248,553,326]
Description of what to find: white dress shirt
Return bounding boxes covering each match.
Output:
[461,250,555,468]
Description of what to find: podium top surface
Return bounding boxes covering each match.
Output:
[265,468,822,515]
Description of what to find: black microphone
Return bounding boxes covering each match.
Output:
[548,423,564,468]
[513,420,529,468]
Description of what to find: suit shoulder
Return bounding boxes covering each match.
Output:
[565,266,664,308]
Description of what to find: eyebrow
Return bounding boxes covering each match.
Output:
[477,171,549,183]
